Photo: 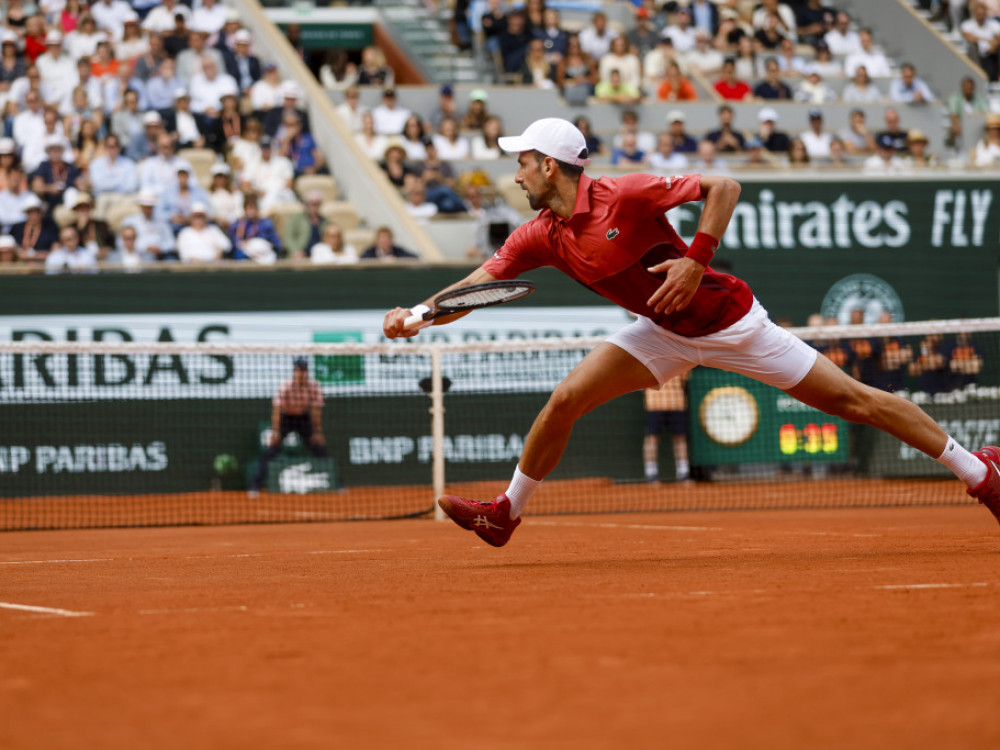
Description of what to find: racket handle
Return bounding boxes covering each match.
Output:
[403,304,432,330]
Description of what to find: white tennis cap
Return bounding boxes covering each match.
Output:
[498,118,591,166]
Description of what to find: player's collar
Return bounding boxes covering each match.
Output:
[568,173,593,218]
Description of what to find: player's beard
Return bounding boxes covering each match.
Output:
[524,182,553,211]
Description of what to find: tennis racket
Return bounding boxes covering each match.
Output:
[404,280,536,328]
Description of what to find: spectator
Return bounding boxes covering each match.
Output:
[172,89,207,150]
[743,136,772,168]
[811,43,842,78]
[240,135,297,212]
[627,8,661,59]
[656,61,697,101]
[460,89,491,131]
[229,194,282,261]
[355,110,390,160]
[309,223,358,265]
[279,114,324,177]
[610,131,647,166]
[642,37,680,94]
[694,139,729,173]
[138,131,182,194]
[106,224,145,271]
[157,160,208,234]
[64,13,103,61]
[838,109,876,155]
[371,87,411,136]
[22,15,46,64]
[0,164,32,232]
[714,57,752,101]
[947,76,990,149]
[427,84,459,134]
[72,119,102,170]
[0,233,18,264]
[908,333,949,394]
[11,91,46,162]
[876,108,909,152]
[688,0,720,37]
[333,84,366,134]
[432,116,471,160]
[841,64,883,104]
[752,0,797,40]
[844,29,892,78]
[356,45,394,87]
[800,108,833,160]
[787,137,810,168]
[470,116,504,160]
[70,57,105,114]
[864,133,910,174]
[91,0,135,40]
[103,60,148,116]
[122,189,177,261]
[794,63,837,104]
[756,106,791,153]
[231,117,263,176]
[262,80,310,138]
[133,32,168,82]
[192,0,229,37]
[125,109,163,163]
[555,34,597,106]
[32,137,81,211]
[251,63,284,119]
[379,143,415,189]
[666,110,698,154]
[754,57,792,100]
[402,177,439,224]
[283,190,327,260]
[685,28,724,76]
[949,332,983,390]
[11,193,60,262]
[520,37,555,88]
[189,55,238,131]
[662,7,698,53]
[599,35,641,92]
[400,115,428,161]
[733,35,761,82]
[480,0,508,61]
[823,11,860,56]
[578,11,618,62]
[970,112,1000,166]
[45,225,96,273]
[905,129,936,168]
[146,57,184,113]
[175,26,224,84]
[361,225,418,261]
[613,109,656,153]
[796,0,836,49]
[207,163,242,227]
[499,11,532,78]
[0,139,22,187]
[37,31,77,109]
[225,29,261,94]
[594,68,641,105]
[574,115,605,156]
[90,40,122,84]
[415,149,466,214]
[647,131,689,171]
[961,1,1000,81]
[0,32,27,85]
[141,0,191,35]
[177,202,230,263]
[534,8,569,62]
[754,11,789,51]
[705,104,746,153]
[319,49,359,92]
[116,15,149,65]
[889,63,935,104]
[69,192,114,260]
[461,183,526,259]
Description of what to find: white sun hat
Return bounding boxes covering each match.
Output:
[497,118,591,166]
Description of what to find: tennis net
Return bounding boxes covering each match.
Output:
[2,317,998,530]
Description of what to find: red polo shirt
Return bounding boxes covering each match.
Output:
[482,172,753,338]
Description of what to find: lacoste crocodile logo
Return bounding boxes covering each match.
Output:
[606,228,620,240]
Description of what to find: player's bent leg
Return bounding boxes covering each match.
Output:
[518,342,659,479]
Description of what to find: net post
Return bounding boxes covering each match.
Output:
[431,345,446,520]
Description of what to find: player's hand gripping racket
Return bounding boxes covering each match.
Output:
[404,280,535,329]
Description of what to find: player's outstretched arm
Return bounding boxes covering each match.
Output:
[383,266,499,339]
[647,175,741,315]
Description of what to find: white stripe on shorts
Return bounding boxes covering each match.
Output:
[606,299,818,391]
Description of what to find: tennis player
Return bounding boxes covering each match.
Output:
[382,117,1000,547]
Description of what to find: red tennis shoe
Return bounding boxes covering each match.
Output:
[438,494,521,547]
[968,446,1000,527]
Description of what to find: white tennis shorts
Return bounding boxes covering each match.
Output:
[607,298,818,391]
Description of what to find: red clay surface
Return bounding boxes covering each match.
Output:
[2,506,999,750]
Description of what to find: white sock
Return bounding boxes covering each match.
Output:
[936,437,987,488]
[676,458,690,480]
[505,465,542,519]
[645,461,658,479]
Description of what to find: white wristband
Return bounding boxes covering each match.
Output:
[403,304,433,330]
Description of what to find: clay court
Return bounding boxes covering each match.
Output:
[2,503,999,750]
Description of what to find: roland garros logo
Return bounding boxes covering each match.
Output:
[820,273,905,324]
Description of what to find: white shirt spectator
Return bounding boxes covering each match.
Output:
[960,15,1000,57]
[578,24,618,61]
[191,0,229,35]
[841,80,884,103]
[36,50,79,108]
[824,28,861,56]
[175,109,202,145]
[371,102,412,136]
[971,139,1000,167]
[431,133,471,160]
[251,76,284,113]
[46,244,97,273]
[22,129,69,174]
[888,74,935,104]
[660,25,697,54]
[752,3,797,38]
[122,209,176,256]
[210,187,244,226]
[470,135,500,160]
[310,241,359,265]
[685,45,724,75]
[89,153,139,195]
[405,199,438,224]
[231,137,262,177]
[0,188,33,230]
[243,153,296,211]
[11,107,46,152]
[90,0,135,41]
[139,154,183,193]
[598,52,642,92]
[801,129,833,159]
[189,69,239,113]
[142,1,193,35]
[177,223,231,263]
[647,150,689,170]
[844,48,892,78]
[863,152,911,174]
[64,28,104,61]
[354,131,390,160]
